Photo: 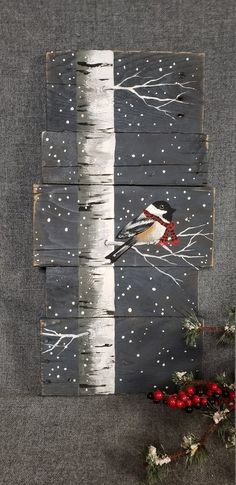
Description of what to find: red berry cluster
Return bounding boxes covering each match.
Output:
[147,382,235,413]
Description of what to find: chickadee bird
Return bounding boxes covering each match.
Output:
[105,200,179,263]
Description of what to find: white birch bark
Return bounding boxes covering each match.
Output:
[76,50,115,394]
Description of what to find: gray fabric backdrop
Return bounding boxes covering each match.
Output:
[0,1,235,483]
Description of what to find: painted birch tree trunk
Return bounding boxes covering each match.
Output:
[76,50,115,394]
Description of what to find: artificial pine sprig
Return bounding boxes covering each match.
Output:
[146,418,224,483]
[181,433,208,466]
[172,371,194,388]
[146,446,171,483]
[217,307,235,345]
[182,312,203,346]
[183,308,235,347]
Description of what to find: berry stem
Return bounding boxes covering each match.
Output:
[168,421,219,463]
[201,326,224,333]
[200,421,218,445]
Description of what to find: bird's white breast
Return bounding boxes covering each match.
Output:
[143,221,166,243]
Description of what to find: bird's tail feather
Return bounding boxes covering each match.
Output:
[105,238,134,263]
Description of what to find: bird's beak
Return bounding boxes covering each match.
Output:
[172,208,176,213]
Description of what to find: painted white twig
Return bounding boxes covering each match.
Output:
[42,328,89,354]
[105,224,213,285]
[114,71,196,119]
[132,245,182,286]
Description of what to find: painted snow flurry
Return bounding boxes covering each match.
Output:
[33,50,214,395]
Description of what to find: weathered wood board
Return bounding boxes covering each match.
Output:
[41,131,208,186]
[34,49,214,396]
[33,184,214,268]
[41,316,202,396]
[46,51,204,133]
[45,266,198,319]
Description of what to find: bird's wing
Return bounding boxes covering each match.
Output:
[116,213,154,239]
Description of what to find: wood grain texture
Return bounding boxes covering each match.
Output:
[40,315,202,395]
[46,50,203,133]
[41,131,208,185]
[33,184,213,268]
[44,266,198,319]
[42,163,207,185]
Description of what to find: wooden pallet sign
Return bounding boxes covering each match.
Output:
[33,50,214,396]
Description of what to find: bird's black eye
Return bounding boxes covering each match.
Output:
[159,204,164,209]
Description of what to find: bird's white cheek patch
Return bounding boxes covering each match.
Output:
[146,204,167,218]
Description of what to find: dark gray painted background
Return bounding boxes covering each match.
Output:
[0,1,235,483]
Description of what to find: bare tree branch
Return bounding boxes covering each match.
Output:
[42,328,89,354]
[113,71,196,119]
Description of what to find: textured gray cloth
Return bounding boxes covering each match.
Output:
[0,0,235,483]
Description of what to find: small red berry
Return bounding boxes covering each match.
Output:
[229,390,235,400]
[167,397,177,408]
[216,387,222,395]
[201,397,208,406]
[210,383,219,392]
[186,398,192,407]
[228,401,235,410]
[207,389,213,397]
[153,390,164,401]
[176,399,185,408]
[185,386,195,396]
[192,395,201,405]
[178,391,188,402]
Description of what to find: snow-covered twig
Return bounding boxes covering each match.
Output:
[105,224,213,285]
[42,328,89,354]
[114,71,196,119]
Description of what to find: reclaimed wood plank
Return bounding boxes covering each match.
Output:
[42,131,207,185]
[42,163,207,186]
[40,315,201,395]
[44,266,198,319]
[46,51,203,134]
[42,132,207,168]
[33,184,213,268]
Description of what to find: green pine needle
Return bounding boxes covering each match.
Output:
[185,444,209,466]
[217,411,235,448]
[182,312,202,347]
[146,447,171,483]
[146,460,170,483]
[217,308,235,346]
[172,371,195,388]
